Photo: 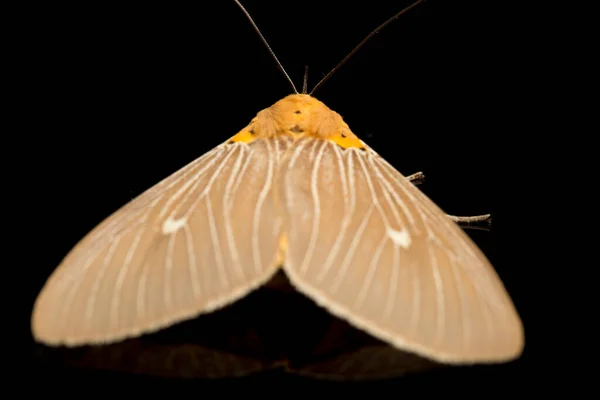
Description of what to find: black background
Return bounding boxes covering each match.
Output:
[20,0,533,392]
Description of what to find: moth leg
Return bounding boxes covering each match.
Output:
[407,171,491,230]
[406,171,425,185]
[408,171,491,230]
[447,214,492,231]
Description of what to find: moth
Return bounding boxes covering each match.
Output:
[31,0,524,365]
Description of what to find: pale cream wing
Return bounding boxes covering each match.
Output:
[280,138,524,364]
[32,137,292,346]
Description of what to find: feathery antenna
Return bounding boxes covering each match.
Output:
[310,0,426,95]
[233,0,299,94]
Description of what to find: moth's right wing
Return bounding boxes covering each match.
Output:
[32,137,292,347]
[279,138,523,364]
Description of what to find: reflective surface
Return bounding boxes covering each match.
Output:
[24,0,528,389]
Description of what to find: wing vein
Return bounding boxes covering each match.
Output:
[134,147,235,319]
[109,220,146,330]
[354,233,388,310]
[84,232,123,328]
[163,232,177,311]
[330,204,376,294]
[182,144,239,220]
[370,155,418,229]
[356,150,393,229]
[223,145,247,280]
[448,248,470,352]
[407,249,421,339]
[59,236,118,330]
[429,242,446,347]
[316,144,352,283]
[382,243,400,321]
[366,156,405,229]
[299,140,327,275]
[205,195,229,289]
[252,139,274,274]
[183,225,201,300]
[158,146,225,218]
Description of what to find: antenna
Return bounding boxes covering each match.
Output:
[302,66,309,94]
[310,0,426,95]
[233,0,299,94]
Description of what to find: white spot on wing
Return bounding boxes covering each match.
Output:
[387,227,411,248]
[162,217,187,234]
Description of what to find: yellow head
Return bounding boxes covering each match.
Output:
[229,94,365,150]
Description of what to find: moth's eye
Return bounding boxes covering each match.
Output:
[294,110,301,114]
[340,132,347,138]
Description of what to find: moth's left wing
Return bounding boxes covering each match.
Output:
[279,138,524,364]
[32,137,291,347]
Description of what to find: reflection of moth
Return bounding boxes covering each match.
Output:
[49,275,440,381]
[31,0,523,366]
